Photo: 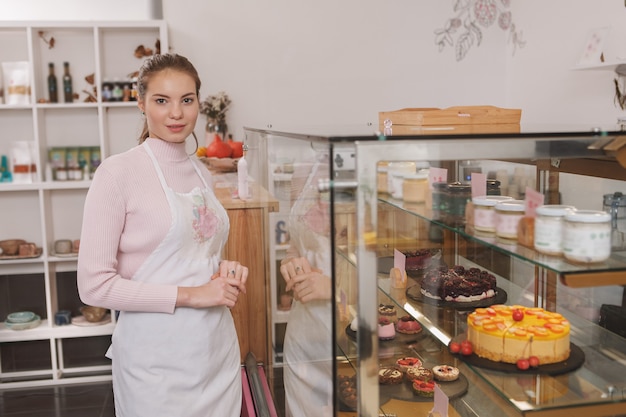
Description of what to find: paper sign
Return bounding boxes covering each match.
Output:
[428,167,448,190]
[470,173,487,198]
[524,187,544,217]
[430,384,449,417]
[394,249,406,271]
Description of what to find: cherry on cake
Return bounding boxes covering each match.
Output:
[421,265,497,302]
[466,304,570,365]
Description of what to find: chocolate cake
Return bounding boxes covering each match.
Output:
[420,265,497,302]
[403,249,436,272]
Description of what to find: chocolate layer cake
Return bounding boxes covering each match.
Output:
[420,265,496,302]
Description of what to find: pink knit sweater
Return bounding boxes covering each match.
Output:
[77,138,215,314]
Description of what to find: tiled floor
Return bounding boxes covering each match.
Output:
[0,382,115,417]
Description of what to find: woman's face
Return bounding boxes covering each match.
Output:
[138,69,199,143]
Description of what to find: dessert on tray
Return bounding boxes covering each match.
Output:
[466,304,570,366]
[421,265,497,302]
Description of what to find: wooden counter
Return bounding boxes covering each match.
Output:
[214,174,279,366]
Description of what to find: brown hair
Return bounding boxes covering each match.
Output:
[136,53,202,144]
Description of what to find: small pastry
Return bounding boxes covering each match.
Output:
[378,303,397,323]
[378,366,403,385]
[412,380,436,397]
[432,365,460,382]
[395,356,422,372]
[405,366,433,383]
[396,315,422,334]
[378,317,396,340]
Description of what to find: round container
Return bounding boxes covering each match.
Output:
[495,199,525,240]
[402,172,429,204]
[534,205,576,255]
[445,182,471,227]
[432,182,448,220]
[377,164,389,194]
[472,195,514,233]
[486,179,501,196]
[562,210,612,263]
[387,161,416,199]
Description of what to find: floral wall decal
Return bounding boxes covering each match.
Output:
[435,0,525,61]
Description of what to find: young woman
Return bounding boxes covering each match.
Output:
[77,53,247,417]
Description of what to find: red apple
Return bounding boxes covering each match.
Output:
[460,344,473,356]
[449,341,461,354]
[516,359,530,370]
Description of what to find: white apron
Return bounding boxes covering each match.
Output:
[107,141,241,417]
[284,160,333,417]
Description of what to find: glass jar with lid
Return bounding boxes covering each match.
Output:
[472,195,513,233]
[402,171,429,204]
[562,210,612,263]
[377,163,389,194]
[387,161,416,199]
[534,205,576,255]
[495,199,525,240]
[445,182,472,227]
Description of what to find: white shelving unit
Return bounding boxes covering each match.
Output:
[0,20,168,389]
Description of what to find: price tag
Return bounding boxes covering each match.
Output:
[394,249,406,270]
[429,384,449,417]
[428,167,448,190]
[524,187,544,217]
[471,172,487,198]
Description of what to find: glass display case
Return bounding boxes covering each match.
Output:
[244,125,626,417]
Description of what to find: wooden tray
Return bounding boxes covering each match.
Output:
[379,105,521,130]
[0,247,42,260]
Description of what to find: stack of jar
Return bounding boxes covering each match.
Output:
[470,196,612,264]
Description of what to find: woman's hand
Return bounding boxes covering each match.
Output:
[176,261,248,309]
[280,257,331,303]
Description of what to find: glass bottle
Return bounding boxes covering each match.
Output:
[237,144,249,200]
[47,63,58,103]
[62,62,73,103]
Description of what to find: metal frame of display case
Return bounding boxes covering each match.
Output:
[245,125,626,417]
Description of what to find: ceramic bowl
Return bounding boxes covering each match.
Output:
[5,315,41,331]
[80,306,107,323]
[7,311,36,323]
[0,239,26,256]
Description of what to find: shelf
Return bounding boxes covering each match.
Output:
[379,197,626,288]
[0,19,168,389]
[573,61,626,74]
[0,319,115,342]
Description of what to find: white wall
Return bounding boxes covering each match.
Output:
[5,1,625,135]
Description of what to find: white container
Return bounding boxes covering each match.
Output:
[495,199,525,240]
[377,164,389,194]
[534,205,576,256]
[472,195,514,233]
[387,161,416,199]
[562,210,612,263]
[402,171,429,204]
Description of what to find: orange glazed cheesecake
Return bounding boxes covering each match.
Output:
[467,305,570,365]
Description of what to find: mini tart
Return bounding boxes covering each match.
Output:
[405,366,433,383]
[396,315,422,334]
[412,380,436,397]
[378,303,397,322]
[432,365,460,382]
[395,356,423,372]
[379,366,403,385]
